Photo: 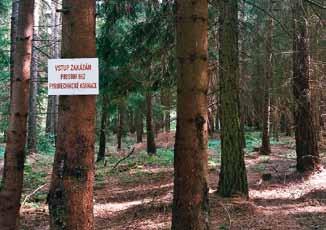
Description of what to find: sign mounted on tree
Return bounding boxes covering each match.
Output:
[48,58,99,95]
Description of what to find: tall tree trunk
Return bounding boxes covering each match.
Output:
[45,96,58,135]
[272,101,280,142]
[117,103,124,151]
[128,110,136,134]
[0,0,34,228]
[27,1,39,155]
[218,0,248,197]
[292,0,319,172]
[47,0,96,229]
[161,88,171,132]
[9,0,19,104]
[146,91,156,155]
[239,0,246,149]
[260,2,273,155]
[5,0,19,143]
[172,1,209,229]
[97,95,108,162]
[46,0,60,135]
[135,108,143,143]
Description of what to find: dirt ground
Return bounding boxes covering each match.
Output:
[16,133,326,229]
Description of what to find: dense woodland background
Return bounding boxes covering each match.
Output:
[0,0,325,229]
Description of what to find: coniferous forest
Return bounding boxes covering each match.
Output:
[0,0,325,229]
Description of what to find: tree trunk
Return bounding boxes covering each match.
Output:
[135,108,143,143]
[45,0,60,136]
[146,91,156,155]
[272,102,280,142]
[47,0,96,229]
[161,88,171,132]
[9,0,19,104]
[218,0,248,197]
[0,0,34,228]
[128,110,136,134]
[45,96,58,135]
[27,2,39,154]
[172,1,209,229]
[4,0,20,144]
[208,109,214,136]
[239,0,246,149]
[292,0,319,172]
[260,2,273,155]
[97,95,108,162]
[117,103,124,151]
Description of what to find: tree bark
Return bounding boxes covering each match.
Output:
[239,0,246,149]
[9,0,19,104]
[146,91,156,155]
[27,1,39,155]
[161,88,171,132]
[0,0,34,228]
[172,1,210,229]
[47,0,96,229]
[292,0,319,172]
[260,2,273,155]
[45,0,60,135]
[97,95,108,162]
[128,109,136,134]
[218,0,248,197]
[117,102,124,151]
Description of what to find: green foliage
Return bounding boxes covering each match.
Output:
[245,132,262,152]
[37,133,56,155]
[137,148,174,166]
[24,164,47,189]
[96,1,176,136]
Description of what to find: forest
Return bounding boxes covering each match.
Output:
[0,0,325,229]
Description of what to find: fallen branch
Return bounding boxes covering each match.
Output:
[110,147,135,172]
[22,183,48,206]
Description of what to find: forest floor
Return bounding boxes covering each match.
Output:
[1,132,326,229]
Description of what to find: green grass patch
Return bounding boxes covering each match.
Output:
[37,133,56,155]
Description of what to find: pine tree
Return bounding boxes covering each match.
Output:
[0,0,35,228]
[47,0,96,229]
[172,0,210,229]
[218,0,248,197]
[292,0,319,172]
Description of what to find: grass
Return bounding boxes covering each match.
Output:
[22,155,52,207]
[37,133,56,155]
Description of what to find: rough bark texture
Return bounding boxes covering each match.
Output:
[97,95,108,162]
[45,96,59,135]
[292,0,319,172]
[172,1,210,229]
[0,0,34,228]
[47,0,96,229]
[45,0,60,135]
[218,0,248,197]
[239,0,246,149]
[146,91,156,155]
[27,1,39,154]
[260,2,273,155]
[9,0,19,104]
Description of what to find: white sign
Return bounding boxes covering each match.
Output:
[48,58,99,95]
